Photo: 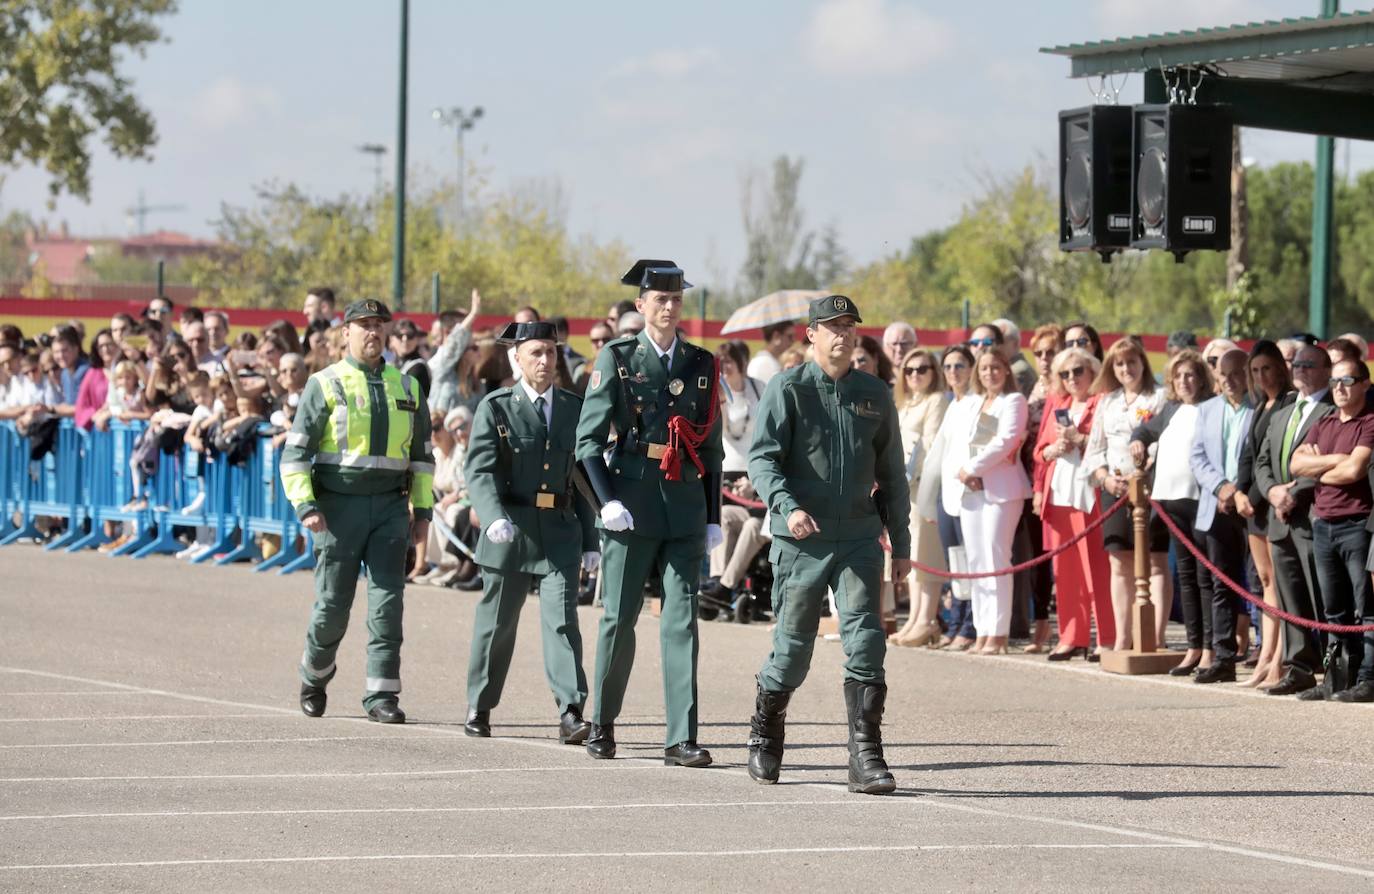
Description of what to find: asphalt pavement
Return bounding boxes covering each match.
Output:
[2,545,1373,892]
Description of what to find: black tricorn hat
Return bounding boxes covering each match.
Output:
[621,259,693,291]
[496,321,562,346]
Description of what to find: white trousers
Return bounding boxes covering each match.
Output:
[959,492,1024,637]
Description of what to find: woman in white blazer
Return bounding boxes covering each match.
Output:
[919,349,1031,653]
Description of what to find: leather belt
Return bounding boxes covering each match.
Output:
[504,492,572,510]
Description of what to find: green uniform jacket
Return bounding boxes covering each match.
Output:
[575,331,723,540]
[466,385,597,575]
[747,360,911,557]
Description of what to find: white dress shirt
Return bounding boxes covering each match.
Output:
[519,378,553,426]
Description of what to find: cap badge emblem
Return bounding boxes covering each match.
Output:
[833,297,847,312]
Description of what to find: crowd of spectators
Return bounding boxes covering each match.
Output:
[3,291,1372,701]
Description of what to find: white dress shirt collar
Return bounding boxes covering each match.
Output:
[519,379,553,425]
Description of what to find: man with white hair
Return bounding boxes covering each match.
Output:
[993,318,1036,396]
[616,311,645,337]
[881,322,917,373]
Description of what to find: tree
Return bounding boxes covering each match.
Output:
[0,0,176,202]
[738,155,816,300]
[182,177,633,316]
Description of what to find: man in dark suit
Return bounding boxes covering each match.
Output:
[461,321,599,743]
[1254,345,1333,696]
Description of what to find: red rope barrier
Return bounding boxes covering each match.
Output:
[722,488,766,511]
[1151,499,1374,634]
[907,497,1131,580]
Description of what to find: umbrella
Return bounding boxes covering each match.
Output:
[719,289,829,335]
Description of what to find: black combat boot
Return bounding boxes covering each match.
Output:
[746,680,791,784]
[843,679,896,795]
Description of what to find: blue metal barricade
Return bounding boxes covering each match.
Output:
[0,418,318,576]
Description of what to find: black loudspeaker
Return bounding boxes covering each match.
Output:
[1131,103,1232,259]
[1058,105,1133,259]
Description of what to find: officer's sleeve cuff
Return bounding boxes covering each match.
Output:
[776,496,801,519]
[295,502,320,522]
[412,507,433,521]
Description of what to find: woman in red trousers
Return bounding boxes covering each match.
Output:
[1032,346,1115,660]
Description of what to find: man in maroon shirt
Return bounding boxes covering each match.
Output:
[1291,358,1374,702]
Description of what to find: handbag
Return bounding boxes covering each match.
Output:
[1322,641,1352,699]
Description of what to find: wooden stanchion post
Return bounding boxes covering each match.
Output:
[1100,474,1184,675]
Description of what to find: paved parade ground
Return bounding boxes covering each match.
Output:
[2,547,1374,892]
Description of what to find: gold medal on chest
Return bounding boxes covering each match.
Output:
[668,378,685,396]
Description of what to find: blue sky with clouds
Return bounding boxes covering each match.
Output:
[1,0,1363,290]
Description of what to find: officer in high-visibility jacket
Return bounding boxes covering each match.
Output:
[280,298,435,724]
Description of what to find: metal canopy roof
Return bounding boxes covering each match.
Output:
[1041,10,1374,87]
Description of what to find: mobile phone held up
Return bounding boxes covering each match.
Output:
[1054,408,1072,427]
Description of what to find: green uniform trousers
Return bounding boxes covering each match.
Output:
[467,562,588,713]
[299,489,410,711]
[592,529,703,747]
[758,536,886,693]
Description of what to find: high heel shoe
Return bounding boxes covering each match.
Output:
[1047,647,1088,662]
[1168,660,1200,677]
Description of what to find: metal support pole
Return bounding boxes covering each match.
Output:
[1309,0,1340,339]
[431,272,441,315]
[391,0,409,311]
[156,260,164,299]
[961,299,970,331]
[698,287,707,323]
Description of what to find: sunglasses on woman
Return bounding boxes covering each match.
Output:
[1065,337,1091,348]
[1058,365,1088,381]
[968,337,996,348]
[903,364,932,376]
[1033,349,1057,359]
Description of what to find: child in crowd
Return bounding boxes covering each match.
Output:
[94,360,149,431]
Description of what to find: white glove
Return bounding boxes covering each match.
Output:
[485,518,515,544]
[581,551,601,572]
[601,500,634,532]
[706,523,724,552]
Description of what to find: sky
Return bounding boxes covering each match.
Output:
[2,0,1367,293]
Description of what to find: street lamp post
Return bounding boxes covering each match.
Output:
[432,106,483,229]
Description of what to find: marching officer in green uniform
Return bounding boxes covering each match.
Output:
[744,295,910,794]
[461,320,599,744]
[575,259,724,767]
[281,299,435,724]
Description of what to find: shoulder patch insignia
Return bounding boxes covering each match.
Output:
[590,369,603,390]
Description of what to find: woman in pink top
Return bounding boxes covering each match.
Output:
[74,329,117,430]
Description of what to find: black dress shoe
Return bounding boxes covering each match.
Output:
[664,741,713,768]
[585,723,615,759]
[1087,651,1101,663]
[448,573,483,591]
[1194,662,1237,684]
[464,709,491,737]
[1296,686,1327,702]
[367,700,406,724]
[299,683,327,718]
[1265,671,1317,696]
[1047,647,1087,662]
[1332,680,1374,703]
[558,707,591,745]
[1168,660,1200,677]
